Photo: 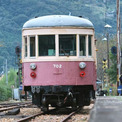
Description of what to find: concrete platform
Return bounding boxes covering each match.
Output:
[89,96,122,122]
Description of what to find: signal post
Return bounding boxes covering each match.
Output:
[102,59,108,88]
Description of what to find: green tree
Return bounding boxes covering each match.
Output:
[0,69,18,101]
[107,53,117,84]
[0,0,119,72]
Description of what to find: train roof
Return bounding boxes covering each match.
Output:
[23,15,94,29]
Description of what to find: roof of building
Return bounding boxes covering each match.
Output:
[23,15,94,28]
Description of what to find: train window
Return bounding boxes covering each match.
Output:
[30,36,36,57]
[79,35,86,56]
[88,35,92,56]
[24,37,27,57]
[59,35,76,56]
[38,35,55,56]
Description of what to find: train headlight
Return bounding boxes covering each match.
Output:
[79,62,86,69]
[30,63,37,70]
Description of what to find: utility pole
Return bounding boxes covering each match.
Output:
[15,46,21,85]
[106,32,109,68]
[116,0,121,90]
[104,24,112,69]
[6,59,8,85]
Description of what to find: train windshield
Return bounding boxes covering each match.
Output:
[24,37,27,57]
[79,35,86,56]
[88,35,92,56]
[23,34,93,58]
[38,35,55,56]
[59,35,76,56]
[30,36,36,57]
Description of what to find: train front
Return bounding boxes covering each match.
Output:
[22,15,97,111]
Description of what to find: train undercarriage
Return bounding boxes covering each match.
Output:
[24,85,95,111]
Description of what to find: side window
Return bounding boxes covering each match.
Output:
[88,35,92,56]
[30,36,35,57]
[79,35,86,56]
[24,36,27,57]
[38,35,55,56]
[59,35,76,56]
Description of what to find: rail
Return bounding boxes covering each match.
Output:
[60,107,82,122]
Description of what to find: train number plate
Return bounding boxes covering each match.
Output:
[53,64,62,68]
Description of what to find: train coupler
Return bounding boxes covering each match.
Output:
[64,91,74,104]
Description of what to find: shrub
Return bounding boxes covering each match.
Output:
[0,69,18,101]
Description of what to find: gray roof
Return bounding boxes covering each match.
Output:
[23,15,94,28]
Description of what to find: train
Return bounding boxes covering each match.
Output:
[22,15,97,111]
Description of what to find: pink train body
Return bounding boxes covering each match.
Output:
[22,15,97,111]
[23,61,96,88]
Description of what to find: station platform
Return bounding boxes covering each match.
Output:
[89,96,122,122]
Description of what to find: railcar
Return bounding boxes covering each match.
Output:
[22,15,97,111]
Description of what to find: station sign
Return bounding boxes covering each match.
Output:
[109,88,112,93]
[19,85,23,91]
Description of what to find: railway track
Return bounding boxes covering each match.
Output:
[0,101,32,108]
[30,104,94,122]
[17,109,55,122]
[0,101,39,121]
[60,107,81,122]
[0,103,32,113]
[17,112,44,122]
[0,102,94,122]
[17,107,82,122]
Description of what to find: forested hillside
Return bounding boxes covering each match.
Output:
[0,0,121,72]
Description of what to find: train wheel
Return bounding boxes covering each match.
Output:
[72,98,77,110]
[41,97,49,112]
[41,104,49,112]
